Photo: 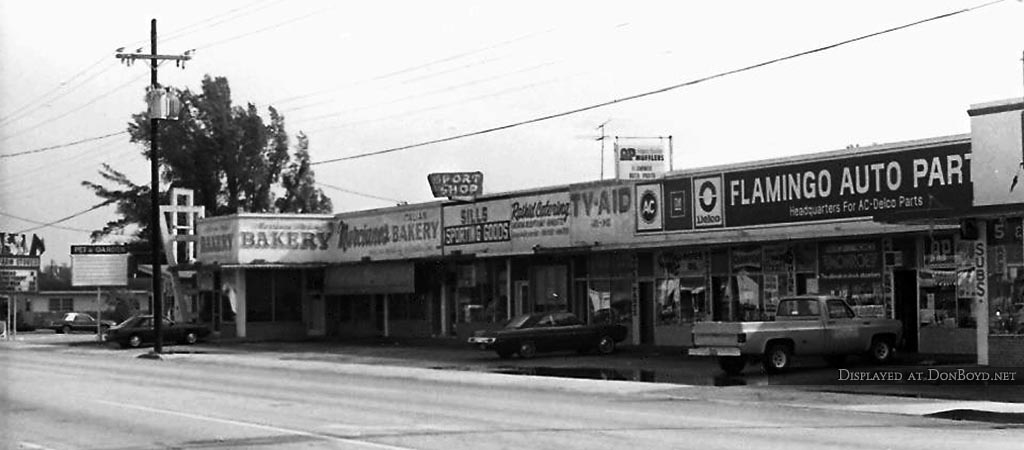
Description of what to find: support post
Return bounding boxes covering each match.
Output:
[96,287,102,340]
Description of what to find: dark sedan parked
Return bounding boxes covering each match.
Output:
[468,312,628,359]
[103,315,211,349]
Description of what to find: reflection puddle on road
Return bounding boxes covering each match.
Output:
[485,366,746,386]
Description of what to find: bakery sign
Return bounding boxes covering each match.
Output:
[333,204,442,262]
[723,143,971,227]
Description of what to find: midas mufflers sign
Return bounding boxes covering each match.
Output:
[723,143,971,227]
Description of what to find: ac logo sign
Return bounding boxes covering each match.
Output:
[635,183,663,232]
[693,176,724,228]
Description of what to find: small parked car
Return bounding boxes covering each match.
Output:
[103,315,211,349]
[49,312,117,334]
[468,312,629,359]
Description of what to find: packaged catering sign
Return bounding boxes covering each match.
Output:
[71,245,128,287]
[723,143,971,227]
[333,205,442,262]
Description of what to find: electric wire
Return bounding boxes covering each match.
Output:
[0,57,113,127]
[0,131,127,159]
[316,182,405,204]
[310,0,1009,166]
[11,202,112,234]
[0,211,95,233]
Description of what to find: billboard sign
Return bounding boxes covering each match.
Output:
[569,181,634,245]
[71,245,128,287]
[333,204,442,262]
[428,172,483,198]
[615,139,668,180]
[0,232,43,293]
[442,191,570,255]
[724,143,972,227]
[969,100,1024,206]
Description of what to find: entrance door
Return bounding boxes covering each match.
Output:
[638,281,655,344]
[514,281,529,316]
[894,269,919,352]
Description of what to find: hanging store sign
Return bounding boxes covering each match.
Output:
[334,204,442,262]
[723,143,971,227]
[968,100,1024,207]
[568,181,634,246]
[428,172,483,198]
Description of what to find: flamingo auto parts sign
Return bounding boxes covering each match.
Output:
[723,143,972,227]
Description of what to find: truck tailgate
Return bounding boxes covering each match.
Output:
[691,322,743,347]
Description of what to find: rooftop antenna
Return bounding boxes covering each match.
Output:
[597,119,611,180]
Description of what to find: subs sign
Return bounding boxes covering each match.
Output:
[428,172,483,198]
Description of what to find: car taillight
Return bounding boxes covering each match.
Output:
[737,333,746,343]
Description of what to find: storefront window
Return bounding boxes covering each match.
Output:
[818,240,886,319]
[244,269,303,322]
[655,249,708,324]
[455,261,510,323]
[589,279,631,326]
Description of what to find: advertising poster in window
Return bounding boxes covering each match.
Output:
[334,204,443,262]
[568,181,635,246]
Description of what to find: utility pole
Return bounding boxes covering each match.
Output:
[596,119,610,180]
[115,19,192,355]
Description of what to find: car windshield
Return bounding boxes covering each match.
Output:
[503,314,540,329]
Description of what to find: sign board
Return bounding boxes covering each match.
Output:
[724,143,971,227]
[0,232,43,293]
[615,139,668,180]
[71,245,128,287]
[428,172,483,198]
[968,99,1024,207]
[568,181,635,246]
[0,268,37,292]
[334,204,442,262]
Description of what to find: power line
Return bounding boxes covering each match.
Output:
[196,6,331,51]
[0,57,113,127]
[0,211,95,233]
[316,182,405,204]
[311,0,1009,166]
[0,131,127,159]
[10,202,111,234]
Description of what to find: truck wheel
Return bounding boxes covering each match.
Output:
[763,343,792,373]
[718,357,746,376]
[518,341,537,359]
[868,338,894,364]
[596,335,616,355]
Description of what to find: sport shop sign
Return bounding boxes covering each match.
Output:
[442,192,570,255]
[333,205,442,262]
[724,143,971,227]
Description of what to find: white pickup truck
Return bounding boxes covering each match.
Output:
[688,295,902,375]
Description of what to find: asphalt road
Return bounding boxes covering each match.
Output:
[3,341,1022,450]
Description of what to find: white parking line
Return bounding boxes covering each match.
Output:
[96,400,415,450]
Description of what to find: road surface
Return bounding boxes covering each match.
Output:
[3,344,1021,449]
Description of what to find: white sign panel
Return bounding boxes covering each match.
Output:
[969,100,1024,206]
[333,204,442,262]
[616,139,668,180]
[443,198,513,255]
[693,175,725,228]
[569,181,635,245]
[635,183,663,232]
[71,245,128,287]
[508,192,571,252]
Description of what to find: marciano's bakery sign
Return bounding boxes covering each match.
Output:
[722,143,971,227]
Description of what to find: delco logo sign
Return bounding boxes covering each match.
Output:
[428,172,483,198]
[693,176,724,228]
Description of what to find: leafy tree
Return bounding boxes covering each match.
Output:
[276,132,333,213]
[83,75,332,240]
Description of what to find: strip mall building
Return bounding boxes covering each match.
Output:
[189,97,1024,365]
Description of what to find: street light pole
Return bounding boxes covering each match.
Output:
[115,19,192,355]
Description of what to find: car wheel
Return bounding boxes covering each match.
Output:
[868,337,894,364]
[496,350,514,359]
[763,343,792,374]
[596,335,616,355]
[517,341,537,359]
[184,332,198,345]
[62,325,72,335]
[128,335,142,348]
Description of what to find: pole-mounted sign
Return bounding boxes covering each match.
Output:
[427,172,483,199]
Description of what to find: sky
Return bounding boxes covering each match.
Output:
[1,0,1022,266]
